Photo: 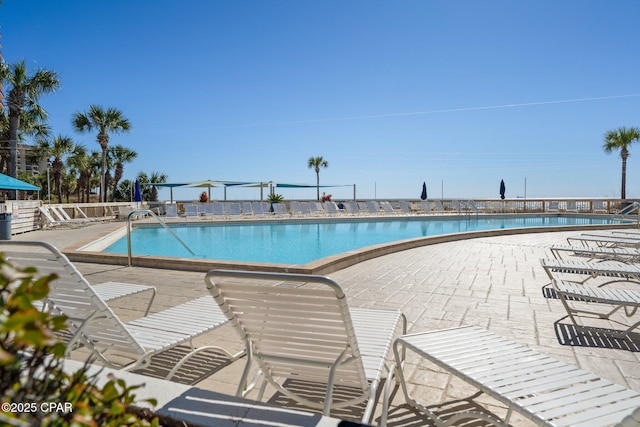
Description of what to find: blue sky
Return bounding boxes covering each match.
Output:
[2,1,640,201]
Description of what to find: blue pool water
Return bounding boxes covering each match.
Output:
[103,215,624,265]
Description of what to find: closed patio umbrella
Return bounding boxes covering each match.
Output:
[134,180,142,207]
[499,179,506,200]
[421,182,427,200]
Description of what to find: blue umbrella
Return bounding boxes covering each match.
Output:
[420,182,427,200]
[499,179,506,200]
[134,180,142,204]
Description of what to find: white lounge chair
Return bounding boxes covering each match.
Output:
[566,234,640,249]
[184,203,199,218]
[298,201,312,215]
[226,202,242,217]
[324,201,339,215]
[551,279,640,338]
[0,241,157,315]
[204,269,406,425]
[540,258,640,286]
[211,203,225,218]
[251,202,267,216]
[397,201,412,214]
[241,202,253,216]
[394,325,640,427]
[379,201,395,214]
[365,201,381,214]
[308,201,325,216]
[550,244,640,264]
[271,203,288,216]
[1,241,240,377]
[344,201,361,215]
[165,203,179,218]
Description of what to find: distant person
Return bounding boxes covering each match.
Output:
[337,201,344,210]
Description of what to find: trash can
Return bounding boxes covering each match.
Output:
[0,213,11,240]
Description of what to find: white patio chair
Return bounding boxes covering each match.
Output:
[1,241,241,378]
[394,325,640,427]
[205,269,406,425]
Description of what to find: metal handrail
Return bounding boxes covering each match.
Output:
[126,209,196,266]
[613,202,640,225]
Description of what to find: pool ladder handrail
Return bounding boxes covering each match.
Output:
[459,200,479,217]
[126,209,196,266]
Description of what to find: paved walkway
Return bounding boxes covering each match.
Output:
[11,223,640,425]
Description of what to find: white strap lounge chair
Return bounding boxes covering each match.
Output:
[540,258,640,286]
[551,279,640,338]
[227,202,242,217]
[394,325,640,427]
[397,201,412,214]
[251,202,267,216]
[379,201,395,214]
[0,241,157,316]
[324,201,339,215]
[241,202,253,216]
[433,200,446,213]
[298,201,312,215]
[550,244,640,264]
[566,234,640,248]
[211,203,225,218]
[165,203,179,218]
[309,201,326,215]
[204,269,407,425]
[345,201,361,215]
[366,201,381,214]
[184,203,199,218]
[271,203,288,216]
[0,241,240,378]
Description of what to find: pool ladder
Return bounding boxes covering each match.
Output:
[126,209,196,267]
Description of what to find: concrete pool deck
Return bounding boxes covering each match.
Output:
[10,221,640,425]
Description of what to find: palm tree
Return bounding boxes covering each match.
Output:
[67,145,94,203]
[46,135,74,203]
[307,156,329,200]
[603,126,640,200]
[137,171,167,202]
[109,145,137,201]
[5,60,60,178]
[72,105,131,202]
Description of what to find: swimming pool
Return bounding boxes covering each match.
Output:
[101,215,625,265]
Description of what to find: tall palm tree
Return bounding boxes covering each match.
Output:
[603,126,640,200]
[72,105,131,202]
[307,156,329,200]
[5,60,60,178]
[109,145,137,201]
